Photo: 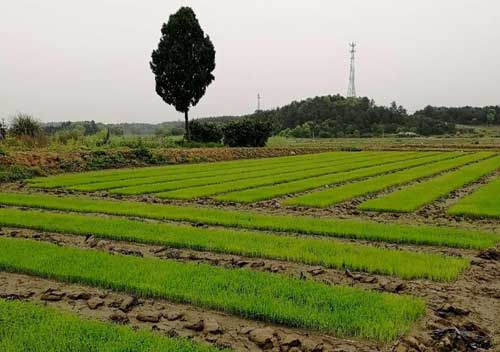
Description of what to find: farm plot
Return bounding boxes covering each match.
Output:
[2,150,499,351]
[448,175,500,219]
[28,151,366,189]
[158,151,448,200]
[108,152,400,195]
[69,151,369,192]
[285,152,493,208]
[0,237,425,341]
[0,299,218,352]
[360,154,500,213]
[0,192,496,249]
[215,151,459,203]
[0,207,468,280]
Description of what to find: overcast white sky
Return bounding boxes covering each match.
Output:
[1,0,499,123]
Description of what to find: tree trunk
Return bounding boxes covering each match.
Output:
[184,110,191,141]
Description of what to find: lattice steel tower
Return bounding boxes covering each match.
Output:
[347,42,356,98]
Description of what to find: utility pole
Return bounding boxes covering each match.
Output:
[347,42,356,98]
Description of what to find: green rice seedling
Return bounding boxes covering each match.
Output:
[448,176,500,218]
[157,152,436,199]
[108,152,388,195]
[0,207,469,280]
[217,152,461,203]
[70,151,371,192]
[0,192,496,249]
[0,299,220,352]
[360,154,500,213]
[285,152,493,208]
[0,236,425,341]
[29,151,361,189]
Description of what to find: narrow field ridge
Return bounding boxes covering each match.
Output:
[0,236,425,341]
[0,299,219,352]
[0,192,496,249]
[0,207,469,280]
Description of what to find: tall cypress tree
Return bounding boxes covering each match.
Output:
[150,7,215,141]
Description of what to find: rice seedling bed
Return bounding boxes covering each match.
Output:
[70,151,370,192]
[159,151,443,200]
[108,152,389,195]
[29,151,362,189]
[0,192,496,249]
[285,152,493,208]
[0,207,468,280]
[448,175,500,219]
[215,151,458,203]
[360,154,500,213]
[0,299,218,352]
[0,236,425,342]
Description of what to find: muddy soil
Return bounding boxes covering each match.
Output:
[1,227,499,351]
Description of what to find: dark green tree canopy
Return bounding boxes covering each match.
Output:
[150,7,215,140]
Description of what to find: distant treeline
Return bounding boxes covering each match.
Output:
[415,105,500,126]
[246,95,455,137]
[36,96,499,140]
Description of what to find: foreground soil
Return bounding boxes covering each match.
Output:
[0,223,498,352]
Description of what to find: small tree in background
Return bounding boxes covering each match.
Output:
[486,109,496,125]
[150,7,216,141]
[9,113,42,138]
[0,119,6,140]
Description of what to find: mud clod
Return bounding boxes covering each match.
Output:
[431,322,492,351]
[41,289,65,301]
[248,327,276,349]
[478,248,500,261]
[109,310,129,324]
[184,320,204,331]
[87,297,105,310]
[136,311,163,323]
[119,296,138,312]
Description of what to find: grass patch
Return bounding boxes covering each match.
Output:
[448,176,500,219]
[0,299,218,352]
[360,155,500,213]
[0,207,468,280]
[0,236,425,341]
[158,152,431,199]
[285,152,493,208]
[215,152,457,203]
[0,192,496,249]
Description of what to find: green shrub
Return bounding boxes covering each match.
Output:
[223,119,272,147]
[8,113,42,138]
[188,120,223,143]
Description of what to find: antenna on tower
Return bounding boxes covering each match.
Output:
[347,42,356,98]
[257,93,262,112]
